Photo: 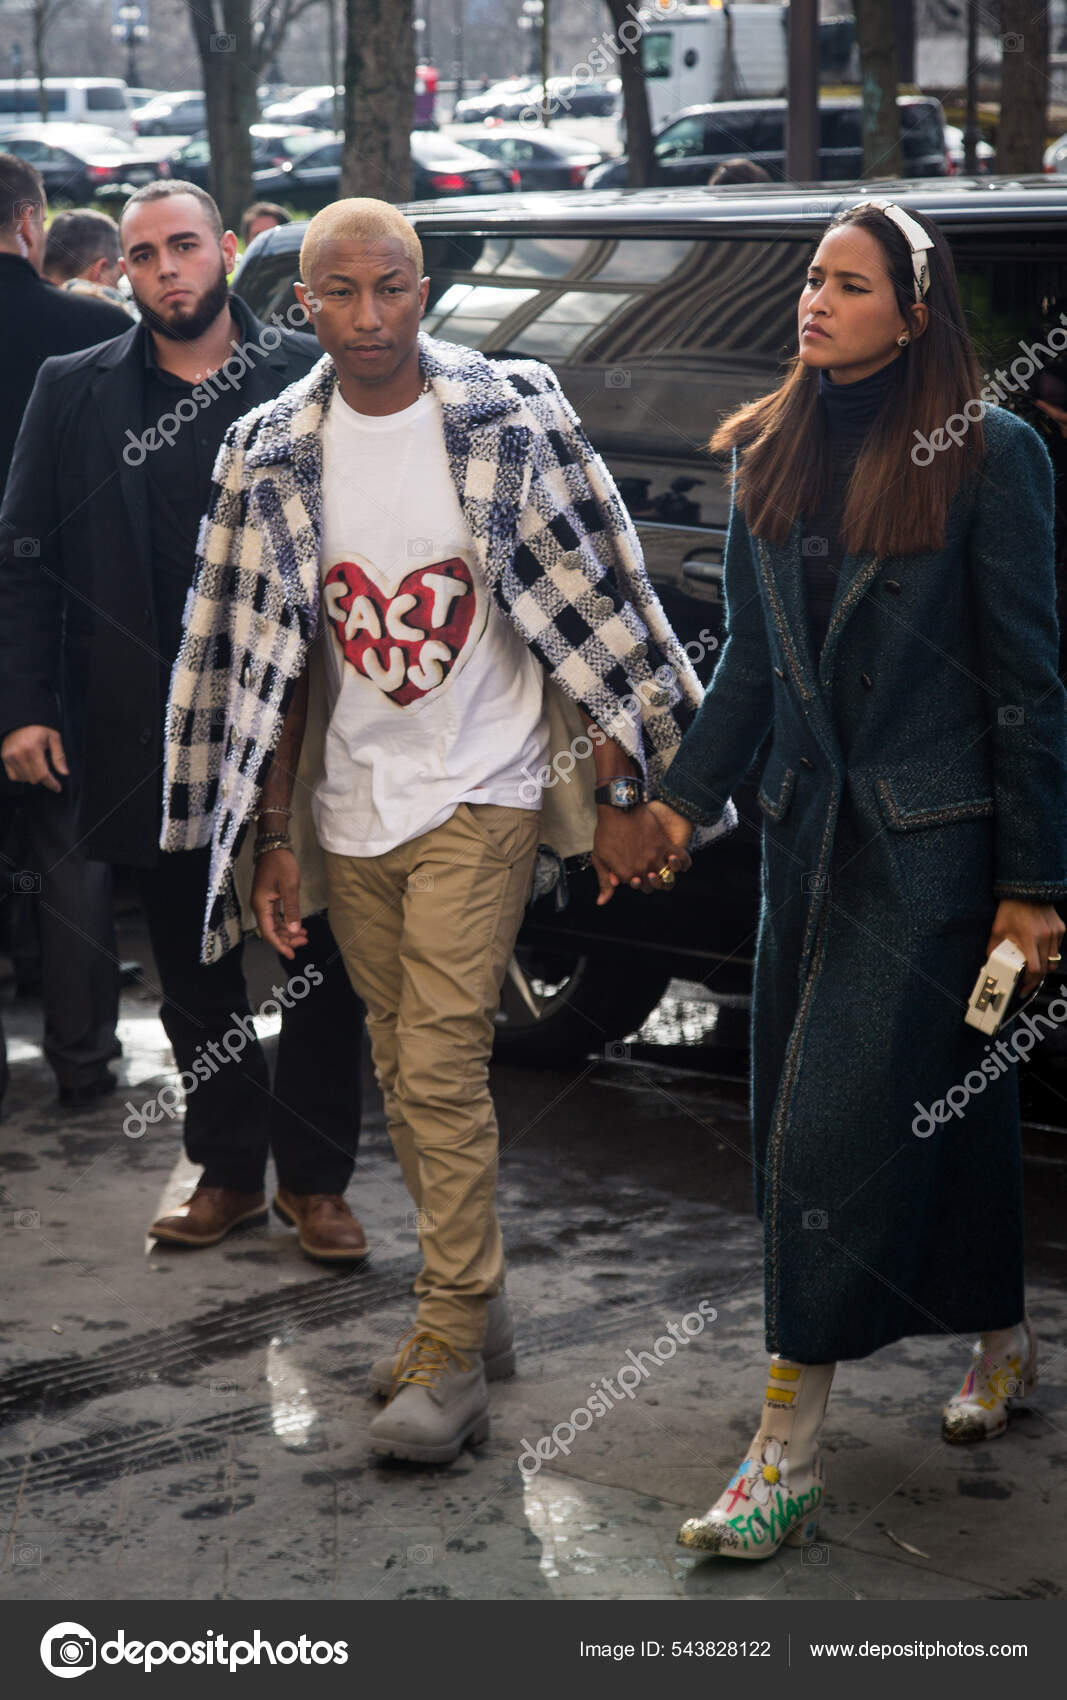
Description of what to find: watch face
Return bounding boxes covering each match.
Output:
[599,778,641,808]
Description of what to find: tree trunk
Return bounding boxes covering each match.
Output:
[184,0,258,234]
[604,0,653,188]
[852,0,901,179]
[339,0,414,202]
[997,0,1049,174]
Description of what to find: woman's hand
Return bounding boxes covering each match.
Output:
[987,898,1065,996]
[251,847,308,959]
[591,803,692,906]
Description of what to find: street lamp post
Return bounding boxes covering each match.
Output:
[111,3,149,89]
[519,0,547,122]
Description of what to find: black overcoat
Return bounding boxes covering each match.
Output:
[660,407,1067,1361]
[0,295,319,864]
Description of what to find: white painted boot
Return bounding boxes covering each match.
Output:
[677,1356,835,1559]
[941,1317,1037,1444]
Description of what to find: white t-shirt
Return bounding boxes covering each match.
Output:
[313,384,549,857]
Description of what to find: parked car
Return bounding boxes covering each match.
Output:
[587,95,949,188]
[0,76,136,136]
[453,77,539,123]
[262,85,341,130]
[944,123,994,174]
[232,177,1067,1062]
[127,87,163,112]
[1044,131,1067,173]
[251,130,516,209]
[165,124,320,189]
[0,123,169,203]
[459,126,602,190]
[132,90,208,137]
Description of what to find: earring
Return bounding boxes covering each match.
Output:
[897,333,911,347]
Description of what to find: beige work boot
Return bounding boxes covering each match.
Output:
[942,1317,1038,1444]
[368,1293,515,1397]
[368,1332,489,1464]
[678,1356,835,1559]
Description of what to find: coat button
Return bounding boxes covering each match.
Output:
[883,578,902,594]
[774,666,785,680]
[799,755,815,770]
[593,595,614,618]
[861,672,874,690]
[630,639,648,661]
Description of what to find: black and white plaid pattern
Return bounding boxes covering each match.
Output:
[163,331,731,962]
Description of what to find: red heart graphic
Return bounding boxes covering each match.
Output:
[322,557,478,707]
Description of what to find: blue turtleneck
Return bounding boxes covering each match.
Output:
[801,356,902,657]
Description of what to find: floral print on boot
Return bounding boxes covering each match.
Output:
[942,1317,1037,1444]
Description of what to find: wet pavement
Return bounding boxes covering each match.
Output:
[1,931,1066,1605]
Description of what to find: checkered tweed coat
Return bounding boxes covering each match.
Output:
[162,330,733,962]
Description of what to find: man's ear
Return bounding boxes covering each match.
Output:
[221,228,239,275]
[419,274,430,316]
[87,255,109,284]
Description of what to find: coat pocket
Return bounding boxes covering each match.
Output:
[757,753,796,823]
[874,772,994,831]
[873,766,995,932]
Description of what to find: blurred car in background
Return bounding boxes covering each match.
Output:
[587,94,948,187]
[251,129,517,209]
[132,90,208,137]
[453,77,539,123]
[126,87,162,113]
[165,124,320,189]
[1044,131,1067,172]
[0,123,169,203]
[944,123,994,174]
[463,126,602,190]
[262,85,341,129]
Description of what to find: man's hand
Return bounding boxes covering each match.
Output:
[1,725,69,791]
[987,898,1065,997]
[251,847,308,959]
[592,802,692,906]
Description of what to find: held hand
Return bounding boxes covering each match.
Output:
[591,802,692,907]
[1,725,69,792]
[251,848,308,960]
[987,899,1065,997]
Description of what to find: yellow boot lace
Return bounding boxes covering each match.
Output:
[386,1330,472,1402]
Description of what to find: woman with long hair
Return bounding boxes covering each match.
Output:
[645,200,1067,1558]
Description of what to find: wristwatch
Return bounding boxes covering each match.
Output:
[594,777,647,811]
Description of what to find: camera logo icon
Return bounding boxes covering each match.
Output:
[997,705,1024,726]
[210,31,237,51]
[1000,32,1024,52]
[802,1208,829,1230]
[40,1622,96,1678]
[605,368,631,389]
[14,537,40,557]
[802,535,829,558]
[13,870,42,894]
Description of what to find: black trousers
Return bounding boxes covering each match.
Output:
[136,847,363,1193]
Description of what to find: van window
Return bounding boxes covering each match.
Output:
[0,86,65,115]
[654,114,708,159]
[642,32,673,77]
[87,87,127,112]
[707,113,757,154]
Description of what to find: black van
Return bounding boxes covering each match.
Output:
[587,95,950,189]
[233,178,1067,1062]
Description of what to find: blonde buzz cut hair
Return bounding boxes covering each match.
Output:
[299,197,424,287]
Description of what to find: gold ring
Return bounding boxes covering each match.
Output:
[1049,953,1062,964]
[657,865,676,889]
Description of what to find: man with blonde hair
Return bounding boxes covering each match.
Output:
[163,197,729,1463]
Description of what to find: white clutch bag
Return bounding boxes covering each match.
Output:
[964,940,1027,1035]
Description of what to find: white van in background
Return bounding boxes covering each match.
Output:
[0,78,135,136]
[638,3,789,133]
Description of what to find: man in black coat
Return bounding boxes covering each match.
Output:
[0,181,367,1261]
[0,152,131,1114]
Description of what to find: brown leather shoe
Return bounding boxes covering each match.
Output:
[149,1184,268,1247]
[273,1188,369,1263]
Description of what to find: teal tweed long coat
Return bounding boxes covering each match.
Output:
[659,406,1067,1362]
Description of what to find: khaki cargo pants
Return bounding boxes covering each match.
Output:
[324,802,541,1351]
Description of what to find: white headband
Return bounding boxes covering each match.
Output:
[851,198,934,302]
